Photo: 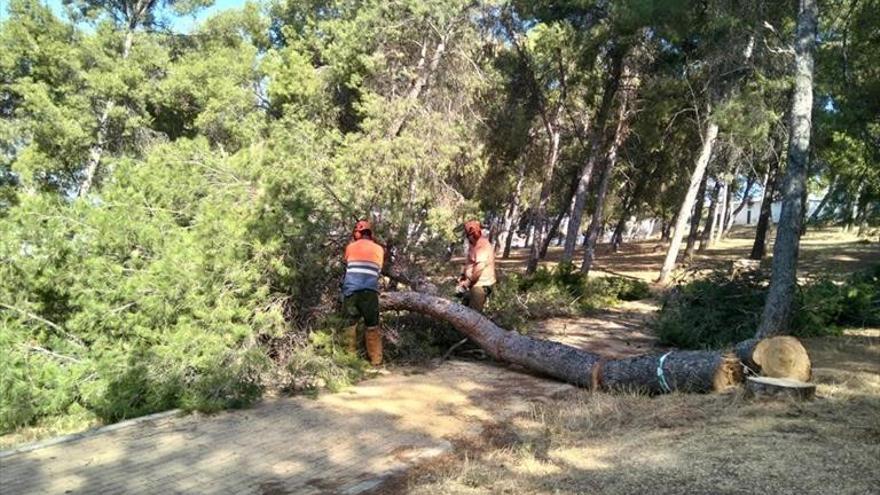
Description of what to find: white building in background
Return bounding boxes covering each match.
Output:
[729,194,824,226]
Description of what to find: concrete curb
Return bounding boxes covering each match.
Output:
[0,409,183,460]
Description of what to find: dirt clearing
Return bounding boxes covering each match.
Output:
[388,331,880,495]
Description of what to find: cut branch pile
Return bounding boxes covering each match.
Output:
[380,291,812,394]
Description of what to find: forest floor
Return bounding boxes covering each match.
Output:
[1,228,878,494]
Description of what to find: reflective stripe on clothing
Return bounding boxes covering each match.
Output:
[343,239,385,297]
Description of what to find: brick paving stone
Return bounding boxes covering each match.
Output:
[0,360,573,494]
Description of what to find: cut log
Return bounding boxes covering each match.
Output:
[735,336,812,382]
[380,291,742,393]
[745,377,816,400]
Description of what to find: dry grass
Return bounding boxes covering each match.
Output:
[460,227,879,283]
[388,331,880,495]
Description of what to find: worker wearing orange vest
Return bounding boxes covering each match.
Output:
[341,220,385,366]
[456,220,497,312]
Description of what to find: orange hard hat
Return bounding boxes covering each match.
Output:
[353,219,372,239]
[464,220,482,239]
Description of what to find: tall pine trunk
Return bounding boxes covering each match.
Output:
[699,180,722,252]
[750,164,779,260]
[756,0,818,339]
[725,174,757,233]
[526,119,562,274]
[498,161,527,258]
[684,172,710,259]
[561,51,625,264]
[807,174,835,224]
[658,116,720,283]
[581,53,640,275]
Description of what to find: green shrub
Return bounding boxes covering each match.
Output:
[487,263,652,332]
[654,272,765,349]
[655,265,880,349]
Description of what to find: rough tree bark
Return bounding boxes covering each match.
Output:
[526,117,563,274]
[756,0,818,339]
[561,50,625,264]
[540,172,582,259]
[699,180,722,252]
[712,179,729,243]
[380,291,744,393]
[750,163,779,260]
[497,160,527,258]
[581,48,642,275]
[685,173,710,259]
[724,174,757,233]
[658,117,720,283]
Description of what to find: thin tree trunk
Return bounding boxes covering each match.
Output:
[562,50,625,264]
[714,179,729,243]
[660,216,672,242]
[807,174,835,224]
[526,118,563,274]
[658,118,720,283]
[498,161,527,257]
[750,164,779,260]
[581,57,640,275]
[78,23,138,197]
[388,36,448,138]
[611,189,638,253]
[725,174,757,233]
[685,172,710,259]
[756,0,818,339]
[700,181,722,252]
[540,173,580,258]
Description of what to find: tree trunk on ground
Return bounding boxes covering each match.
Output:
[380,291,745,393]
[562,50,625,264]
[750,164,779,260]
[526,118,562,274]
[658,117,720,283]
[699,181,722,252]
[756,0,818,339]
[685,172,710,259]
[725,174,757,233]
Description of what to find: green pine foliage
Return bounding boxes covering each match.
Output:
[654,265,880,349]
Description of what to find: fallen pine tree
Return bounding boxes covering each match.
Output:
[380,291,811,394]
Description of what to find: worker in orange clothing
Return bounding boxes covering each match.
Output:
[341,220,385,366]
[456,220,496,312]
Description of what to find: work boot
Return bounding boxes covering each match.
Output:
[342,324,358,354]
[364,326,383,366]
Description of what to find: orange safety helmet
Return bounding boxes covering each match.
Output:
[464,220,482,240]
[353,219,372,240]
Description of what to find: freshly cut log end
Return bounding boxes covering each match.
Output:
[736,336,811,382]
[745,376,816,401]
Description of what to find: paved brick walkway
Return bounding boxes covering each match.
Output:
[0,361,572,494]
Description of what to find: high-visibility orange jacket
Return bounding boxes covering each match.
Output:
[464,237,496,287]
[343,239,385,296]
